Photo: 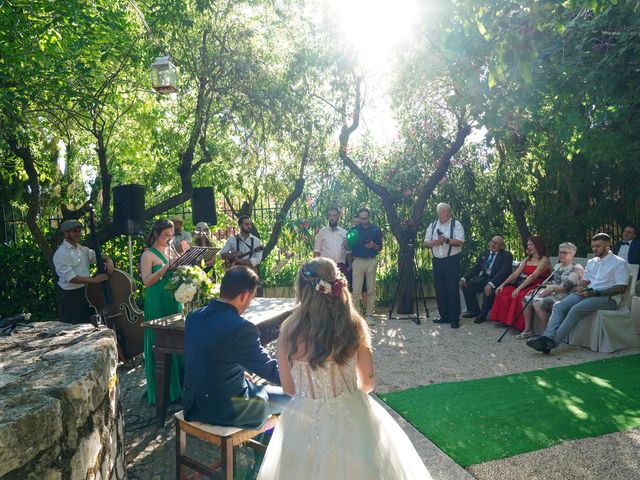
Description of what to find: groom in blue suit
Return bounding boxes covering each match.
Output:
[183,266,289,428]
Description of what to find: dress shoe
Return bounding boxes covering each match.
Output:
[461,311,481,318]
[473,316,486,324]
[526,335,555,354]
[450,321,460,329]
[432,317,450,324]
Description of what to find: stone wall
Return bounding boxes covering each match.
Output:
[0,322,125,479]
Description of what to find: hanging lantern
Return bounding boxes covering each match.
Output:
[150,55,177,94]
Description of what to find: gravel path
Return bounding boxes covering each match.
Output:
[369,302,640,480]
[121,300,640,479]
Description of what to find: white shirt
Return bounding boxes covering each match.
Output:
[425,219,465,258]
[583,252,630,305]
[53,240,97,290]
[617,241,632,262]
[313,226,347,264]
[219,233,263,267]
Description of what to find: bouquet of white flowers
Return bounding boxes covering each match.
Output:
[165,265,216,311]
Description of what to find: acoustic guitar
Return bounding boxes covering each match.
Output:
[223,245,264,271]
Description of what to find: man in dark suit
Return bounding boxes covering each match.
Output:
[612,225,640,265]
[183,266,289,428]
[459,235,513,324]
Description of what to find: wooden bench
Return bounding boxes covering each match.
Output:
[175,411,279,480]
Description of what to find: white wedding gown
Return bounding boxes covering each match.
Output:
[257,355,432,479]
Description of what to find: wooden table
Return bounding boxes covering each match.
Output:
[143,297,296,428]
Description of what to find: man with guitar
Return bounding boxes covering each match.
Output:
[220,215,263,272]
[53,219,114,324]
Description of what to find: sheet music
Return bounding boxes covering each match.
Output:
[167,247,220,271]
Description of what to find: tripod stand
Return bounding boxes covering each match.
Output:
[388,244,430,325]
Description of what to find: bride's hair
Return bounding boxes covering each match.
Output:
[282,257,371,369]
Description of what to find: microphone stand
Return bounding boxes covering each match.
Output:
[497,268,558,343]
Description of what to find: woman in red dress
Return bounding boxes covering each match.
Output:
[490,235,551,330]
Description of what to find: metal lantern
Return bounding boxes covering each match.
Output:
[150,55,177,94]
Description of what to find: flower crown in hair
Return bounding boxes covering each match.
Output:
[315,275,348,297]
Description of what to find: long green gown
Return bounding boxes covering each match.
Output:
[143,247,184,405]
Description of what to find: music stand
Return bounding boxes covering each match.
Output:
[388,244,429,325]
[167,247,220,271]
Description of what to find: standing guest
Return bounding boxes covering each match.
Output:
[516,242,584,339]
[171,215,192,254]
[460,235,513,324]
[424,203,465,329]
[257,258,432,479]
[527,233,629,354]
[140,219,184,405]
[313,206,348,274]
[193,221,216,278]
[490,235,551,330]
[220,215,263,272]
[349,208,383,321]
[345,215,368,310]
[183,266,289,428]
[612,225,640,264]
[53,219,114,324]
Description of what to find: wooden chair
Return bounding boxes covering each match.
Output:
[175,411,279,480]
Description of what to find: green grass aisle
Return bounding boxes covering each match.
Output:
[381,355,640,466]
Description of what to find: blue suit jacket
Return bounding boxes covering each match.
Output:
[183,300,280,428]
[613,240,640,265]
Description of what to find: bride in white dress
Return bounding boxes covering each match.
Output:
[257,257,431,479]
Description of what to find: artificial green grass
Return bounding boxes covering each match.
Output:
[380,354,640,467]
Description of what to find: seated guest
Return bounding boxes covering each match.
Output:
[516,242,584,339]
[183,266,289,428]
[460,235,513,324]
[527,233,629,354]
[490,235,551,330]
[612,225,639,265]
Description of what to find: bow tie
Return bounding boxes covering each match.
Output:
[622,241,630,246]
[330,227,338,232]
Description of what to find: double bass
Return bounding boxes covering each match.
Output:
[85,206,144,360]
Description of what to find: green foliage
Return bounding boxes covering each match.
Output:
[0,243,56,321]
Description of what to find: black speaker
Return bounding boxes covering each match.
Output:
[192,187,217,226]
[113,184,145,235]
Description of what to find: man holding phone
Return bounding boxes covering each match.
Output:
[424,203,465,328]
[350,207,383,321]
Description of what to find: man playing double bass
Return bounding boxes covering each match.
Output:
[53,219,114,324]
[220,215,263,272]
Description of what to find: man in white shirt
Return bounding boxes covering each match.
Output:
[53,219,114,324]
[220,215,263,272]
[423,203,465,329]
[171,216,192,253]
[313,207,347,272]
[527,232,629,353]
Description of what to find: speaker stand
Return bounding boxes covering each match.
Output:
[128,235,133,276]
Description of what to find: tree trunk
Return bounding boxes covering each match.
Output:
[96,132,112,225]
[507,194,530,251]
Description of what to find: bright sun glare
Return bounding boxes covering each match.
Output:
[330,0,419,141]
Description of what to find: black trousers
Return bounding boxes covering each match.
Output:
[55,284,92,324]
[461,278,495,319]
[433,255,461,323]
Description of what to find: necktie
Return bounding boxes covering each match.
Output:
[622,241,630,246]
[486,252,496,271]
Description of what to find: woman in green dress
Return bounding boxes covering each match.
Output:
[140,219,184,405]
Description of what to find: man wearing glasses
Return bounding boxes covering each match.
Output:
[53,219,114,324]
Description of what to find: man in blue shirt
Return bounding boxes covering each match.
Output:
[349,208,383,320]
